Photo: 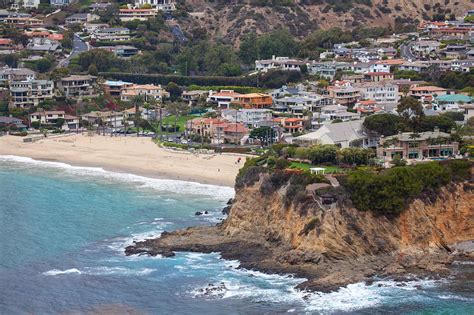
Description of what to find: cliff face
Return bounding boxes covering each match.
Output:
[126,173,473,291]
[224,175,473,261]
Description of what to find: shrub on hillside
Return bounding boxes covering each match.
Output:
[344,160,472,214]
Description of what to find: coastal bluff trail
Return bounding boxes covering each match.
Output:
[126,172,474,292]
[0,135,244,187]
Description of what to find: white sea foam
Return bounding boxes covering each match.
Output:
[42,268,82,276]
[0,155,234,199]
[43,267,155,276]
[453,260,474,265]
[184,252,446,313]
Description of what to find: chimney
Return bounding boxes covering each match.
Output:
[434,126,440,133]
[272,55,276,60]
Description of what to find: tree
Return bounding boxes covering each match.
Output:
[88,64,99,76]
[397,97,424,130]
[249,126,276,146]
[363,113,404,136]
[35,58,52,73]
[419,115,455,133]
[165,82,182,101]
[55,118,65,129]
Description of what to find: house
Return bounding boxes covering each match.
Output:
[460,104,474,121]
[377,47,397,59]
[353,81,399,104]
[25,30,64,41]
[120,84,169,102]
[370,59,405,73]
[9,79,54,109]
[377,128,459,161]
[30,110,79,131]
[233,93,273,109]
[221,108,272,127]
[133,0,176,11]
[84,23,109,33]
[92,27,130,42]
[294,119,378,148]
[273,95,333,116]
[89,2,112,11]
[432,94,473,111]
[354,100,384,115]
[15,0,40,8]
[57,75,98,99]
[409,85,448,101]
[27,38,61,52]
[0,38,13,50]
[119,9,157,21]
[0,67,35,86]
[430,27,470,39]
[273,117,304,134]
[4,16,43,28]
[185,117,248,144]
[81,111,124,131]
[309,61,350,79]
[50,0,70,6]
[96,45,139,58]
[123,106,158,121]
[207,90,242,108]
[315,104,361,125]
[412,40,441,56]
[327,83,361,106]
[182,90,208,105]
[0,116,27,130]
[65,13,99,25]
[399,61,430,73]
[255,56,308,73]
[363,72,394,82]
[102,80,133,97]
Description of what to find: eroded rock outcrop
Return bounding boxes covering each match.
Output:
[125,173,473,292]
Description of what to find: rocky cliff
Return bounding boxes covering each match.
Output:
[126,172,474,291]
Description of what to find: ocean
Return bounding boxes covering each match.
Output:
[0,155,473,314]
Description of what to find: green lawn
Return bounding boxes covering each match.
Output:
[155,115,200,135]
[289,162,344,174]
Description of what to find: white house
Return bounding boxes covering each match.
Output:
[353,81,400,104]
[432,94,473,111]
[295,119,378,148]
[255,56,308,72]
[221,108,272,127]
[30,110,79,131]
[134,0,176,11]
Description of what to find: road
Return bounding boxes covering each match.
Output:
[400,42,416,61]
[57,33,89,68]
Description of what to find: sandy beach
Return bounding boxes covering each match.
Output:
[0,134,246,187]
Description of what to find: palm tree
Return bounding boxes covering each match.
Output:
[132,94,145,137]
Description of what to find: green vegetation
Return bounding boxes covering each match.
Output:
[344,160,472,214]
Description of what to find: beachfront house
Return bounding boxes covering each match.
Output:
[9,79,54,109]
[30,110,79,131]
[81,111,124,131]
[57,75,98,100]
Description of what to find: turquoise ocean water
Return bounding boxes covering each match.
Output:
[0,155,473,314]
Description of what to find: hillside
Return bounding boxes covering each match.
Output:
[177,0,473,44]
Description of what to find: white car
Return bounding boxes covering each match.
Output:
[180,140,188,144]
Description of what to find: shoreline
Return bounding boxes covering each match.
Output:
[0,134,245,187]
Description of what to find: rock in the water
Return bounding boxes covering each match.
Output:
[195,211,203,216]
[227,198,233,205]
[204,211,208,214]
[222,206,231,215]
